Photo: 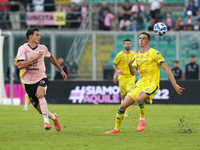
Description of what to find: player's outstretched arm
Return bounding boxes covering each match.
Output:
[48,55,67,80]
[161,62,185,95]
[128,58,136,76]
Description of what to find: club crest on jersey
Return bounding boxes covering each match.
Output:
[40,80,45,84]
[141,55,143,58]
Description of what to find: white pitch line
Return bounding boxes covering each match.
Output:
[0,126,200,130]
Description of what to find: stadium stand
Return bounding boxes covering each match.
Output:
[78,35,114,78]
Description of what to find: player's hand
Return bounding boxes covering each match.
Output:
[117,70,123,75]
[113,78,117,84]
[61,70,68,81]
[34,53,43,60]
[128,58,135,66]
[174,84,185,95]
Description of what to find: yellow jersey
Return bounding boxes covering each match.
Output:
[14,55,23,78]
[113,51,135,79]
[132,47,165,85]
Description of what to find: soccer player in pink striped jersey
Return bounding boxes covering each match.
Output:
[17,28,68,131]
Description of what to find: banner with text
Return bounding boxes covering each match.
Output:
[26,12,66,26]
[45,80,199,104]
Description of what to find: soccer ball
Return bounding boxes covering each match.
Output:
[153,22,168,36]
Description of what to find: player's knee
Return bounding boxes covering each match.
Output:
[119,103,126,111]
[136,96,143,103]
[36,93,44,99]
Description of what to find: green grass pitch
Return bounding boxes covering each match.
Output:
[0,104,199,150]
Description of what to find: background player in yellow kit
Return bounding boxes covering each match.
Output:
[113,39,135,116]
[14,40,29,111]
[106,32,185,134]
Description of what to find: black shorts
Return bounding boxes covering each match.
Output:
[150,9,160,19]
[103,26,111,31]
[25,78,49,108]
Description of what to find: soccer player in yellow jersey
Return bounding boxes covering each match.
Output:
[106,32,185,134]
[14,40,29,111]
[113,39,136,116]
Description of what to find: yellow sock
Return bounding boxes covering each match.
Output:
[125,107,129,114]
[137,101,146,117]
[25,93,29,105]
[114,108,125,130]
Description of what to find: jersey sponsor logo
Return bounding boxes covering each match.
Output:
[29,59,38,67]
[138,60,148,63]
[26,68,39,70]
[68,85,120,104]
[122,59,131,61]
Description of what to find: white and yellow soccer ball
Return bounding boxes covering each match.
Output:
[153,22,168,36]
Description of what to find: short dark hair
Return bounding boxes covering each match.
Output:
[21,40,28,45]
[139,32,150,40]
[123,39,131,43]
[174,60,179,63]
[190,55,196,58]
[167,12,172,15]
[26,28,39,40]
[58,56,64,59]
[125,0,130,3]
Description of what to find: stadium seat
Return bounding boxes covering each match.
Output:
[180,63,186,70]
[142,21,149,30]
[188,50,199,57]
[129,0,137,2]
[180,50,187,59]
[107,59,113,65]
[106,0,114,3]
[172,13,177,20]
[116,43,124,51]
[158,41,168,50]
[168,41,176,49]
[160,68,168,79]
[180,42,190,50]
[176,12,186,19]
[166,51,176,59]
[149,41,157,48]
[166,60,173,68]
[117,0,125,2]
